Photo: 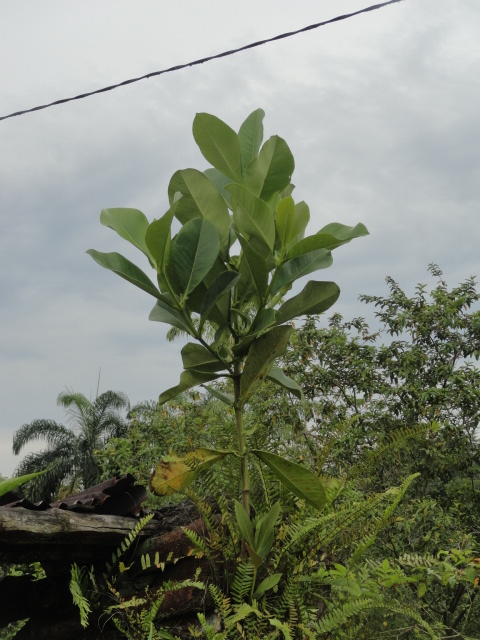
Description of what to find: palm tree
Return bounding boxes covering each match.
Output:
[12,390,130,502]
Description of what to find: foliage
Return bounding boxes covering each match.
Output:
[12,389,129,501]
[0,469,46,497]
[97,267,480,637]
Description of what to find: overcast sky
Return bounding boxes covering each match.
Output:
[1,0,479,477]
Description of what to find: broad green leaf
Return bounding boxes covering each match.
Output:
[87,250,165,301]
[275,196,296,255]
[245,135,294,199]
[239,325,292,407]
[0,470,47,497]
[266,366,303,400]
[149,299,192,334]
[255,502,281,559]
[317,222,369,249]
[228,183,275,251]
[150,449,231,496]
[145,203,177,277]
[171,218,220,297]
[186,257,229,325]
[202,385,234,406]
[254,573,282,599]
[100,208,152,261]
[289,201,310,246]
[235,500,255,549]
[252,450,327,509]
[238,108,265,171]
[287,222,369,259]
[275,281,340,325]
[251,308,277,333]
[193,113,242,181]
[237,236,269,303]
[204,168,232,204]
[181,343,227,373]
[199,270,239,331]
[270,249,333,295]
[168,169,230,255]
[158,369,221,405]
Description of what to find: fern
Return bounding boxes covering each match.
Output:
[105,512,154,574]
[69,563,92,628]
[231,562,255,606]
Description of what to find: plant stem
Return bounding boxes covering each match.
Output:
[233,361,250,556]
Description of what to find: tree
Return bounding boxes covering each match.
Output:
[13,390,130,501]
[88,108,368,522]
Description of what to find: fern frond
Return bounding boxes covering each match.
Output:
[104,512,154,574]
[69,563,91,628]
[231,562,255,606]
[314,597,376,634]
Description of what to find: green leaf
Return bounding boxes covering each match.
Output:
[287,222,369,258]
[239,325,292,407]
[168,169,230,256]
[275,196,296,255]
[87,250,165,301]
[204,168,232,204]
[255,502,281,559]
[275,281,340,325]
[266,366,303,400]
[181,343,227,373]
[290,201,310,245]
[235,500,255,549]
[252,450,327,509]
[149,299,192,334]
[245,135,294,199]
[237,236,270,304]
[193,113,242,181]
[254,573,282,599]
[199,270,239,331]
[202,385,234,406]
[0,470,47,497]
[270,249,333,295]
[172,218,220,297]
[145,203,177,279]
[317,222,369,249]
[228,183,275,251]
[158,369,221,405]
[238,108,265,171]
[100,208,152,261]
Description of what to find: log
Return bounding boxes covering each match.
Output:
[0,502,221,638]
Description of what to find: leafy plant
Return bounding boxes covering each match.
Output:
[88,109,367,529]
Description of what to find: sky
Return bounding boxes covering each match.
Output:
[1,0,479,476]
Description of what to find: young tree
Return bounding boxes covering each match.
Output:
[13,390,129,501]
[88,108,367,534]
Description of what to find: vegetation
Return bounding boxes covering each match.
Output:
[96,266,480,638]
[12,389,129,501]
[10,107,480,637]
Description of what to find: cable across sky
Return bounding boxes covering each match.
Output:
[0,0,404,122]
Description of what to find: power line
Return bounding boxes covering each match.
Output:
[0,0,404,123]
